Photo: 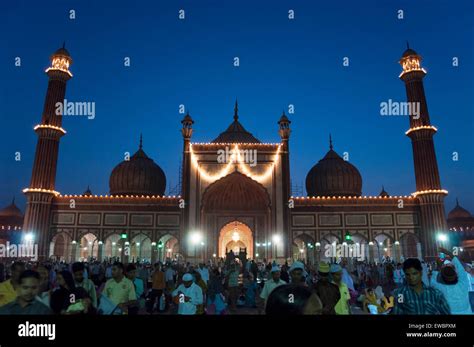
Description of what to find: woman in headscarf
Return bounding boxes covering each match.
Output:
[50,270,91,314]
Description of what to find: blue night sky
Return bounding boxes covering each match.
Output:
[1,0,473,214]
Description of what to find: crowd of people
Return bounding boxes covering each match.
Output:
[0,246,472,315]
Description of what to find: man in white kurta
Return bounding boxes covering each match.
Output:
[260,266,287,306]
[430,255,472,314]
[172,273,203,315]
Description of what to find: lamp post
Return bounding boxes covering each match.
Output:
[437,233,448,242]
[272,234,282,261]
[23,232,34,243]
[200,241,205,263]
[437,233,449,256]
[394,240,400,261]
[157,241,164,262]
[315,242,321,263]
[190,231,202,264]
[378,242,383,263]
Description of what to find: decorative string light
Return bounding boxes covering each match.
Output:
[23,188,60,196]
[190,144,237,181]
[237,144,281,182]
[34,124,67,134]
[191,142,280,146]
[290,195,414,200]
[412,189,448,198]
[57,194,181,199]
[1,226,22,230]
[45,57,73,77]
[190,143,281,183]
[405,125,437,136]
[399,55,427,78]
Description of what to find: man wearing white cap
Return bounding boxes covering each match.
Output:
[172,273,203,315]
[259,265,287,307]
[288,261,308,286]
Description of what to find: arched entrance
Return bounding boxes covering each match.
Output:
[104,234,121,259]
[292,234,315,263]
[200,171,271,261]
[374,234,394,262]
[158,234,179,262]
[49,232,72,261]
[218,221,253,259]
[130,234,152,262]
[79,233,98,260]
[400,232,421,259]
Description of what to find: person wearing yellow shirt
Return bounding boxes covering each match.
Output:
[363,288,384,314]
[0,262,25,307]
[330,263,351,315]
[381,294,395,312]
[103,262,137,313]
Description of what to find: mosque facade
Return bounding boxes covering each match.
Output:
[3,45,471,263]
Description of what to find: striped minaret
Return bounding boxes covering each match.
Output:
[23,44,73,260]
[399,45,448,259]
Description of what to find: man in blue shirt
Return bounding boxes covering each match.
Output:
[0,270,51,315]
[393,258,450,315]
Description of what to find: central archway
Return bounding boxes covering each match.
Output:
[218,221,253,258]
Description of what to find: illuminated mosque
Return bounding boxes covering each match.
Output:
[1,45,473,263]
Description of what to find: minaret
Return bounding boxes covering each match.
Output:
[278,111,291,258]
[181,111,194,196]
[181,111,194,256]
[399,45,447,259]
[23,45,73,260]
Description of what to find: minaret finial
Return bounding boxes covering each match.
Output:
[406,41,409,50]
[63,41,66,49]
[329,134,333,150]
[456,197,459,206]
[139,133,143,149]
[234,100,238,121]
[11,196,15,205]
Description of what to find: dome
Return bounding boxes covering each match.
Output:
[0,199,23,218]
[53,42,72,59]
[447,199,471,220]
[402,48,418,58]
[0,198,24,228]
[278,112,290,124]
[212,102,261,143]
[305,138,362,197]
[83,186,92,196]
[53,47,71,58]
[379,186,389,197]
[202,171,270,211]
[181,112,194,125]
[109,137,166,196]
